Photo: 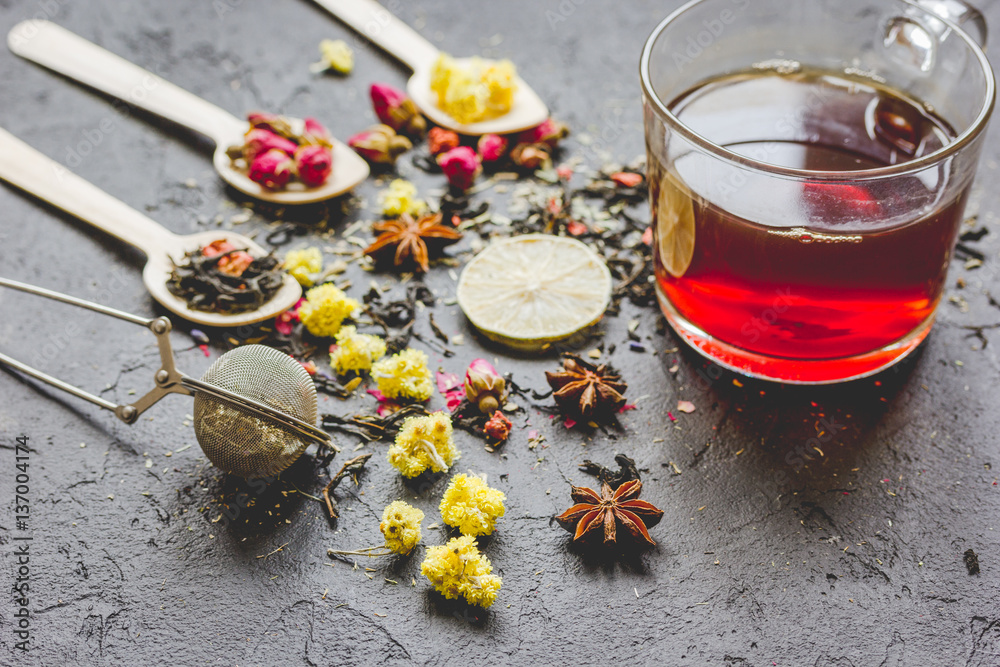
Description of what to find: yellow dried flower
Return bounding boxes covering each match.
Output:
[371,348,434,401]
[379,178,427,217]
[429,53,518,124]
[298,283,359,338]
[283,246,323,287]
[379,501,424,555]
[329,325,386,374]
[387,412,460,478]
[421,535,501,608]
[439,473,506,537]
[315,39,354,74]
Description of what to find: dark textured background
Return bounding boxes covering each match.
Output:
[0,0,998,665]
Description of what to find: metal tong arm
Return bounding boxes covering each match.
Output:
[181,377,332,448]
[0,277,191,424]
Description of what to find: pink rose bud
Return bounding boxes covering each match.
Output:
[246,112,295,139]
[243,128,298,163]
[437,146,481,191]
[464,358,506,414]
[371,83,426,137]
[484,411,513,442]
[428,127,460,156]
[295,145,333,187]
[249,148,294,189]
[517,118,569,148]
[510,142,550,170]
[348,124,413,164]
[247,111,281,127]
[302,117,333,147]
[611,171,643,188]
[477,134,508,163]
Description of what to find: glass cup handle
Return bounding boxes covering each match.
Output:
[911,0,987,46]
[885,0,986,73]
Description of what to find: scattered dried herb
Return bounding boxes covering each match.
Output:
[364,212,463,273]
[964,548,980,575]
[545,354,627,422]
[321,404,429,442]
[555,479,663,546]
[322,453,373,519]
[579,454,640,490]
[363,283,435,353]
[167,245,284,314]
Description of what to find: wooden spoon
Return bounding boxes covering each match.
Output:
[0,127,302,327]
[7,20,368,205]
[313,0,549,135]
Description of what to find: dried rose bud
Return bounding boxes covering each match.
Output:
[216,250,255,277]
[348,124,413,164]
[510,142,550,170]
[371,83,426,137]
[295,145,333,187]
[517,118,569,149]
[437,146,481,191]
[484,411,512,442]
[464,358,507,414]
[247,112,296,139]
[428,127,460,156]
[202,239,237,257]
[249,148,294,189]
[302,117,333,148]
[611,171,643,188]
[477,133,507,163]
[242,128,298,163]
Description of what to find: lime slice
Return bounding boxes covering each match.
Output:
[456,234,612,352]
[655,173,696,278]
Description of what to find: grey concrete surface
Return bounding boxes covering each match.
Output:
[0,0,998,665]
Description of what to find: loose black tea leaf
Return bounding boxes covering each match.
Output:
[964,548,980,575]
[167,245,284,314]
[322,453,373,519]
[321,404,430,442]
[579,454,641,490]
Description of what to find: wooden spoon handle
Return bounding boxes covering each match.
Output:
[0,127,176,256]
[312,0,440,71]
[7,20,243,143]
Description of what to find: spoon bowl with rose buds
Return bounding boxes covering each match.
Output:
[313,0,549,135]
[0,127,302,328]
[7,20,369,205]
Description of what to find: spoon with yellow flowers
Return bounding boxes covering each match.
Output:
[312,0,549,135]
[8,20,368,204]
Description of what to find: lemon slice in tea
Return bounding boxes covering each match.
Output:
[456,234,612,351]
[655,174,696,278]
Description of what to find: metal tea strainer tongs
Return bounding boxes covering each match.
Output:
[0,277,335,478]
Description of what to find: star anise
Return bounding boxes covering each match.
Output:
[363,212,462,273]
[555,479,663,545]
[545,354,627,421]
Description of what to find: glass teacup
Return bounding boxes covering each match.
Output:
[641,0,994,383]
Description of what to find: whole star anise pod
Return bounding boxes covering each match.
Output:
[364,212,462,273]
[545,354,627,421]
[555,479,663,545]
